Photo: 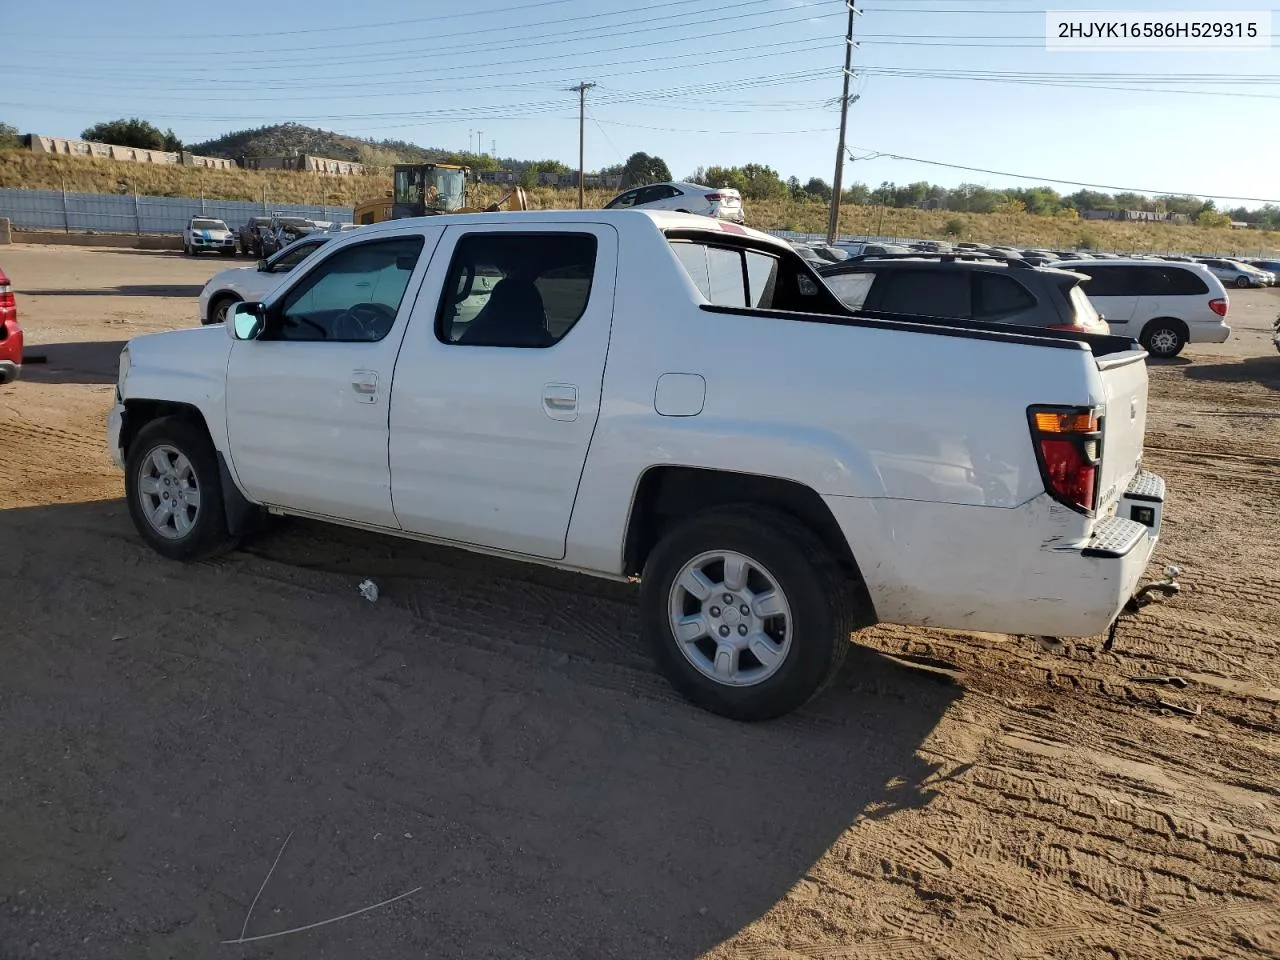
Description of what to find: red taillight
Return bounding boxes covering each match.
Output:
[704,193,723,201]
[1209,297,1228,317]
[0,271,13,309]
[1029,405,1102,514]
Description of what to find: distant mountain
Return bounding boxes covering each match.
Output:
[188,123,437,163]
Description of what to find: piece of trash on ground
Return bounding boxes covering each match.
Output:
[358,579,379,602]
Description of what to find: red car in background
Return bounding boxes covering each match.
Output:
[0,265,22,385]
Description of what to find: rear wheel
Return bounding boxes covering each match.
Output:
[125,415,238,561]
[1140,319,1188,358]
[640,506,865,721]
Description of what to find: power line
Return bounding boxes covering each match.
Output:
[12,37,839,99]
[4,0,581,40]
[845,146,1280,204]
[6,5,829,75]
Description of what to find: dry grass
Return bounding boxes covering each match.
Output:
[3,150,1276,255]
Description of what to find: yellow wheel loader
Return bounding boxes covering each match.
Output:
[353,162,529,225]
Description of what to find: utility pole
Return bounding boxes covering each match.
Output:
[826,1,858,245]
[568,81,597,209]
[477,130,483,156]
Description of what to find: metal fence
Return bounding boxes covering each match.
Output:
[0,188,355,236]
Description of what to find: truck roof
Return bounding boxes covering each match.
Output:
[349,209,787,250]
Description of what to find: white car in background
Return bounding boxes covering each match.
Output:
[182,217,237,257]
[1195,257,1272,289]
[603,182,745,224]
[197,234,333,325]
[1055,258,1231,358]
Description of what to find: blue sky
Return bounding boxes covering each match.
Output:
[4,0,1277,206]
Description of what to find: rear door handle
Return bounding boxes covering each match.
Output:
[543,383,578,421]
[351,369,379,403]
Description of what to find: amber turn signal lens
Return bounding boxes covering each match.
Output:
[1034,411,1098,434]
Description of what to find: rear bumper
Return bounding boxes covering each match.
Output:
[0,360,19,384]
[1191,321,1231,344]
[823,470,1166,638]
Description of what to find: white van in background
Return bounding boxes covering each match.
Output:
[1054,259,1230,358]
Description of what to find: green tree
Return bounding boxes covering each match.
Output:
[737,163,787,201]
[1196,209,1232,228]
[802,177,832,202]
[81,118,169,150]
[162,128,183,152]
[944,217,965,237]
[620,151,671,188]
[0,122,20,149]
[787,175,803,200]
[702,165,747,193]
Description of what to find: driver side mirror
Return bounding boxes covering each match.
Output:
[256,259,269,272]
[230,301,267,341]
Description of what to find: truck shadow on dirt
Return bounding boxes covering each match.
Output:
[0,500,960,960]
[1184,356,1280,391]
[17,340,125,385]
[21,284,206,298]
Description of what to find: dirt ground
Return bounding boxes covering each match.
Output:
[1,245,1277,960]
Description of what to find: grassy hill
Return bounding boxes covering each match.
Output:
[187,123,435,164]
[1,149,1276,255]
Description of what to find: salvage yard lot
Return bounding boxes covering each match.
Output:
[2,245,1278,959]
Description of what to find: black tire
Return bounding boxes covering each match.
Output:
[1235,275,1251,289]
[1140,319,1188,359]
[205,293,241,326]
[124,415,239,562]
[640,505,867,721]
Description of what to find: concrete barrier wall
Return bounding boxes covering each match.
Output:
[27,135,235,170]
[0,188,354,235]
[11,230,183,250]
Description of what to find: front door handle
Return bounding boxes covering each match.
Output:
[351,369,379,403]
[543,383,578,421]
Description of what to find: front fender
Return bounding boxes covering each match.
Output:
[120,327,232,453]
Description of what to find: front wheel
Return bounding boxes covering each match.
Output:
[640,506,866,721]
[207,293,241,326]
[125,415,238,561]
[1235,275,1251,289]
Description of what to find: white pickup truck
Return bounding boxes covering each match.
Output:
[107,210,1167,721]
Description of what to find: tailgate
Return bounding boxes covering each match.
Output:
[1096,350,1149,511]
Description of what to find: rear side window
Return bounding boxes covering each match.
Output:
[671,241,779,308]
[973,273,1036,320]
[1153,267,1209,295]
[872,268,970,318]
[436,233,597,347]
[823,271,875,311]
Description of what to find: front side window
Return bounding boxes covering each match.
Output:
[1072,266,1124,297]
[605,190,641,210]
[437,233,598,347]
[270,240,327,273]
[274,236,425,343]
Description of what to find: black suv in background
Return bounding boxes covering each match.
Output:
[815,253,1109,335]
